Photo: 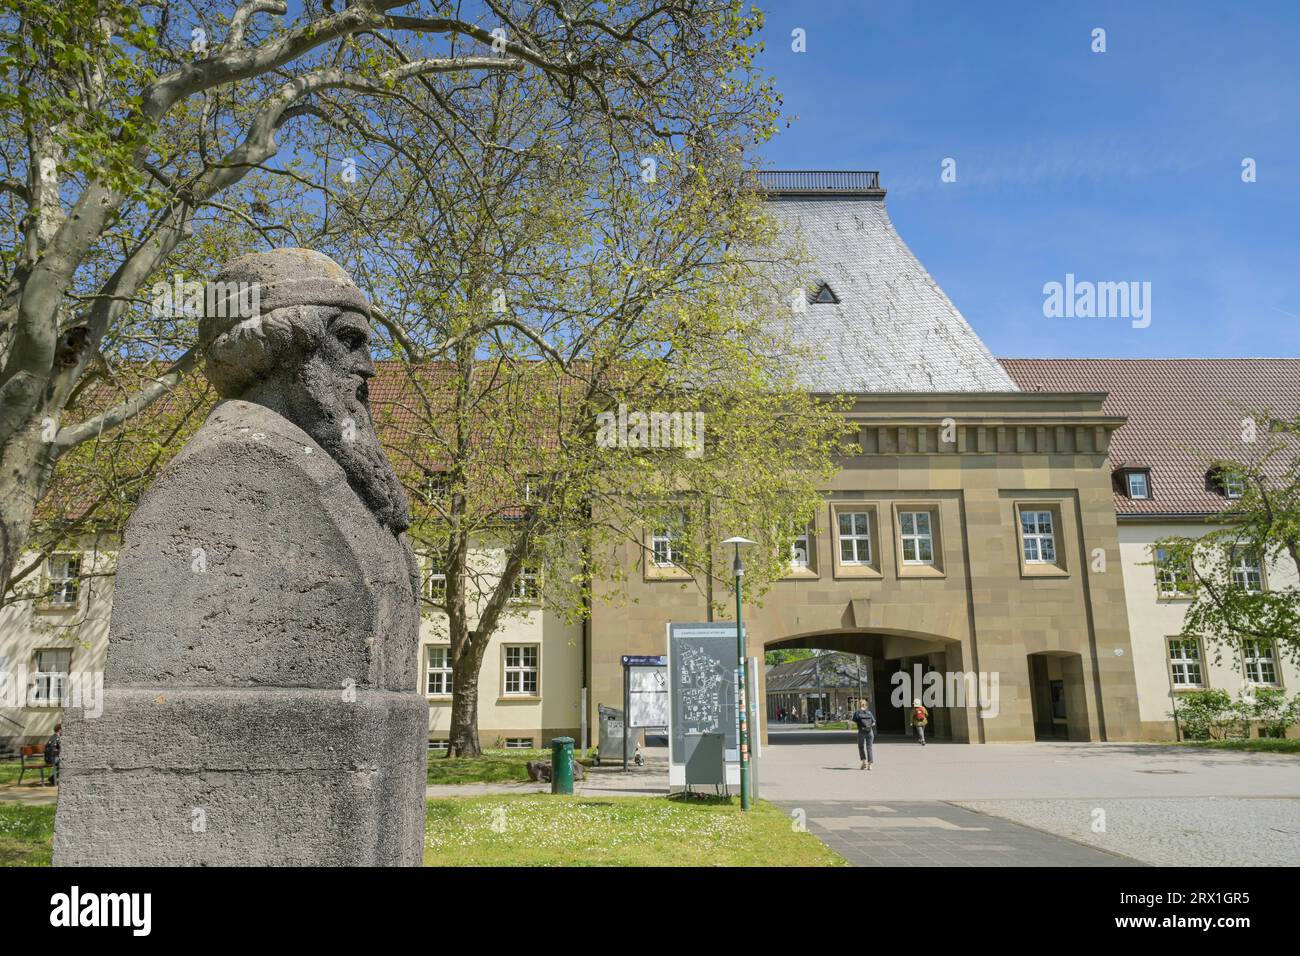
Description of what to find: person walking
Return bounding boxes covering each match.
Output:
[851,698,876,770]
[911,698,929,746]
[44,722,62,786]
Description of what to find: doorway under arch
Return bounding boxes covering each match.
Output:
[1027,651,1092,741]
[761,628,970,743]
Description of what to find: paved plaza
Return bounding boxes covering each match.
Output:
[758,729,1300,866]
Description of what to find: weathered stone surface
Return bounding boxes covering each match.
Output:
[103,399,419,692]
[53,249,427,866]
[53,688,427,866]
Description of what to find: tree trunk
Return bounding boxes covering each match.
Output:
[447,664,482,757]
[0,410,56,598]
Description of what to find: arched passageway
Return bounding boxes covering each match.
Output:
[761,629,969,743]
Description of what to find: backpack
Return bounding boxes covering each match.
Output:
[854,709,875,732]
[43,740,57,764]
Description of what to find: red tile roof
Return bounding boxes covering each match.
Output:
[999,359,1300,517]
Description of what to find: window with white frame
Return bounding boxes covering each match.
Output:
[1125,471,1150,499]
[1167,638,1204,688]
[425,552,447,603]
[790,521,814,570]
[837,511,872,564]
[45,554,81,607]
[899,511,935,564]
[1243,640,1278,685]
[1222,471,1246,499]
[422,471,450,503]
[29,648,71,705]
[426,646,453,696]
[512,558,540,601]
[524,474,540,504]
[1019,509,1057,564]
[504,737,534,749]
[1231,551,1263,592]
[428,740,450,752]
[1154,546,1193,597]
[651,521,682,567]
[504,645,539,696]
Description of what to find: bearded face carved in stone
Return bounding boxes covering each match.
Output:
[199,250,410,534]
[242,305,411,534]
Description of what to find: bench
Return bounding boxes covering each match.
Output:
[17,745,50,786]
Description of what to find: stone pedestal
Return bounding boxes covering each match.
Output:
[54,688,427,866]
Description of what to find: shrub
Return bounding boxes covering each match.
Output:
[1170,689,1234,740]
[1249,688,1296,739]
[1174,687,1300,740]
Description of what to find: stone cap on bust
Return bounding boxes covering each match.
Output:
[208,247,370,319]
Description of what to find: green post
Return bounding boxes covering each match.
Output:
[550,736,575,795]
[734,545,751,811]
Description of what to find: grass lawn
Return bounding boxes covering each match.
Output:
[1175,738,1300,754]
[0,795,843,867]
[424,794,845,866]
[426,747,591,785]
[0,805,54,867]
[0,760,23,786]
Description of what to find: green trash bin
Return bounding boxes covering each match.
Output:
[550,736,575,795]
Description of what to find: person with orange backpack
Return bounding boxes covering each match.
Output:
[911,698,929,746]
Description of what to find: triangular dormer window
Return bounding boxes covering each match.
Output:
[809,282,839,305]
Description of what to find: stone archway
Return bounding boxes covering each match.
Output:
[760,628,973,743]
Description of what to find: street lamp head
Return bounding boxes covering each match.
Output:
[722,537,755,576]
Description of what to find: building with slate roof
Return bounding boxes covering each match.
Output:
[764,651,874,724]
[4,172,1296,753]
[593,172,1144,744]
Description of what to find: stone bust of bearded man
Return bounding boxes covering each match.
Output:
[53,250,427,867]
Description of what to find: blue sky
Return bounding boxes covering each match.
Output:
[753,0,1300,358]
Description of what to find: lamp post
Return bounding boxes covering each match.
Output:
[722,536,755,810]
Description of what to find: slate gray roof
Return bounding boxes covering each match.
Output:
[765,652,871,692]
[761,173,1018,393]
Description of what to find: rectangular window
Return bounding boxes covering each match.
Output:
[1243,640,1278,685]
[504,645,539,696]
[899,511,935,564]
[1231,551,1263,592]
[837,511,872,564]
[422,472,450,503]
[29,648,71,705]
[1020,509,1057,564]
[425,552,447,603]
[46,554,81,607]
[426,646,453,696]
[1223,472,1246,499]
[1154,547,1193,597]
[790,522,814,570]
[428,740,450,752]
[1167,638,1204,688]
[651,526,680,567]
[1126,471,1150,499]
[504,737,534,749]
[512,559,540,601]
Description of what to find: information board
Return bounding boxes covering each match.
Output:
[629,665,668,728]
[667,623,739,765]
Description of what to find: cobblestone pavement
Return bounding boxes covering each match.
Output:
[952,797,1300,867]
[777,799,1141,867]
